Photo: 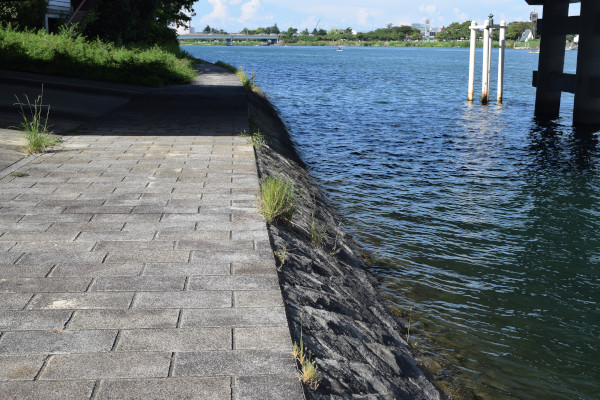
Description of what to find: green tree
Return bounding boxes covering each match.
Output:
[82,0,195,45]
[505,21,531,41]
[436,21,472,41]
[0,0,47,30]
[203,25,212,33]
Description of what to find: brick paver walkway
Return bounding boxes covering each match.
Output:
[0,66,304,399]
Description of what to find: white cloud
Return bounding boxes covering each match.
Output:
[357,8,373,25]
[453,8,469,22]
[419,5,437,15]
[239,0,261,22]
[200,0,229,23]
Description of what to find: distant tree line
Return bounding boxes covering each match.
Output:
[202,21,536,44]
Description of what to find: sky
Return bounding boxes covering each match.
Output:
[190,0,581,33]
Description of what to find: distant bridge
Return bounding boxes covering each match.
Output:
[177,33,280,45]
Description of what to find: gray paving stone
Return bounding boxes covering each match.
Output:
[64,205,134,214]
[0,355,46,380]
[191,250,274,264]
[173,350,298,377]
[236,375,304,400]
[156,230,230,241]
[49,263,144,277]
[19,214,93,223]
[68,309,179,330]
[0,222,51,233]
[116,328,232,352]
[40,352,171,380]
[17,251,107,265]
[95,377,231,400]
[0,277,92,293]
[0,264,53,278]
[92,213,160,222]
[181,307,288,328]
[8,241,96,253]
[122,221,197,232]
[0,381,95,399]
[0,253,23,264]
[234,327,293,350]
[161,213,230,223]
[0,231,79,242]
[0,294,32,310]
[0,329,117,354]
[232,262,278,275]
[234,291,285,308]
[90,276,185,292]
[79,231,156,242]
[188,275,279,291]
[143,262,230,276]
[176,240,254,251]
[28,293,134,310]
[0,310,72,330]
[105,250,189,263]
[132,291,231,309]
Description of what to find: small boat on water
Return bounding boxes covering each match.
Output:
[336,47,343,52]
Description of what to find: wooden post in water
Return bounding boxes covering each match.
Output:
[481,20,491,104]
[468,21,478,102]
[573,0,600,125]
[497,21,506,103]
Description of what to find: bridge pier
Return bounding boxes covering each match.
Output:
[573,0,600,125]
[528,0,600,126]
[226,38,233,46]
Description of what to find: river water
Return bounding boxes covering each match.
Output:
[185,45,599,400]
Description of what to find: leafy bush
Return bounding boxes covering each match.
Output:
[0,24,197,87]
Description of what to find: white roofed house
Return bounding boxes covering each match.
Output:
[45,0,96,33]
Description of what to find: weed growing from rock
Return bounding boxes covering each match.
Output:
[273,242,288,270]
[309,215,327,247]
[292,318,320,391]
[13,87,60,153]
[258,176,295,224]
[240,129,265,148]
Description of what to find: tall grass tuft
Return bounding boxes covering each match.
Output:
[13,87,59,153]
[0,24,196,87]
[258,176,295,224]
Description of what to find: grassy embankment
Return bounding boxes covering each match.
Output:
[0,24,197,87]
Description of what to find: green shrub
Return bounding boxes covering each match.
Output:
[0,24,197,87]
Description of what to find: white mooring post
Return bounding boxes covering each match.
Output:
[468,17,506,104]
[468,21,478,102]
[497,21,506,103]
[481,19,491,104]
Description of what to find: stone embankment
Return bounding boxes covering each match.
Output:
[247,91,445,399]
